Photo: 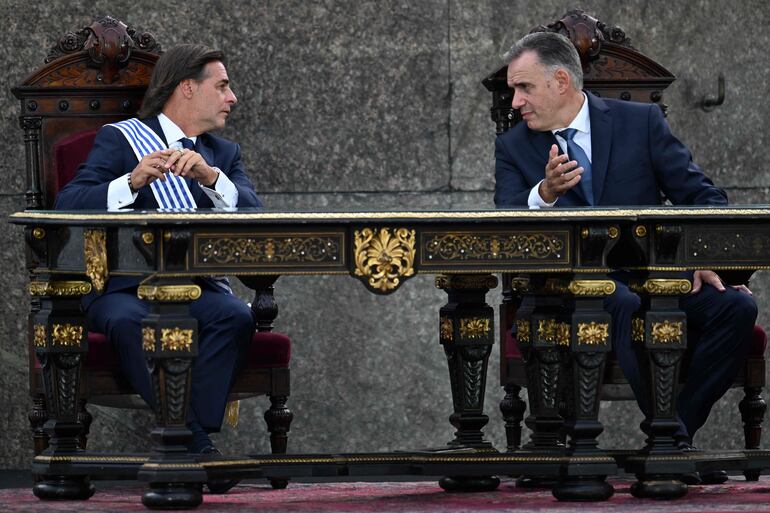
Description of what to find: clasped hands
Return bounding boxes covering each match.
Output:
[129,148,218,190]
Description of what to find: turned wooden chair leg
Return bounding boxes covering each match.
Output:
[264,395,293,489]
[500,383,527,451]
[29,393,49,456]
[77,399,92,451]
[740,385,767,481]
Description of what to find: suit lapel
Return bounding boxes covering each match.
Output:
[587,93,611,205]
[190,134,215,205]
[143,117,169,146]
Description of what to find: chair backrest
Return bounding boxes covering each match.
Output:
[483,8,675,135]
[12,15,162,209]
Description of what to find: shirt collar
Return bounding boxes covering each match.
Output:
[551,92,590,136]
[157,112,197,146]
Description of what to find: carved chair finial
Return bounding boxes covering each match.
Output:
[45,15,161,84]
[531,9,634,71]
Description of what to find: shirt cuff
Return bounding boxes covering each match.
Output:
[527,180,558,209]
[199,167,238,208]
[107,173,138,210]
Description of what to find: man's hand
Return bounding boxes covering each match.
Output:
[128,149,177,190]
[164,148,218,186]
[691,269,753,295]
[539,144,584,203]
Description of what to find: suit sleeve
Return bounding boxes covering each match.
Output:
[648,104,727,206]
[54,126,129,210]
[494,135,533,207]
[224,143,262,208]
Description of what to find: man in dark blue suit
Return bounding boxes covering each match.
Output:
[495,32,757,459]
[55,45,260,490]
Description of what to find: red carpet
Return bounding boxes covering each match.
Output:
[4,477,770,512]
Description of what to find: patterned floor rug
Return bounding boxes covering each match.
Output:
[3,476,770,512]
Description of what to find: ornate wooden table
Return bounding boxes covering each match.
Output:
[10,206,770,508]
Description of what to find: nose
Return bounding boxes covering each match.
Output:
[511,90,525,109]
[227,88,237,105]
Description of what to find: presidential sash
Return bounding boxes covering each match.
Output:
[107,118,197,209]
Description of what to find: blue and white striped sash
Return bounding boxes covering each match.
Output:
[107,118,197,209]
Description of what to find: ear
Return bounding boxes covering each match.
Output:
[178,78,196,99]
[553,68,572,94]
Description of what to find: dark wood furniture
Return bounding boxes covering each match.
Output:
[11,16,293,497]
[12,207,770,508]
[484,9,767,487]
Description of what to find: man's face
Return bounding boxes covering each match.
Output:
[506,51,565,131]
[189,61,237,132]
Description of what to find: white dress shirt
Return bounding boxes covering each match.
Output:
[528,92,592,208]
[107,113,239,210]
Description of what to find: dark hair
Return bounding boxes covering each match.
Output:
[138,44,226,117]
[503,32,583,90]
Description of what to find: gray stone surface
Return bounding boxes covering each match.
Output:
[1,1,769,469]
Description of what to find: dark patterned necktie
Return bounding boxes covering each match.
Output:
[556,128,594,205]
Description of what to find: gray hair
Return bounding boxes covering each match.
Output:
[503,32,583,90]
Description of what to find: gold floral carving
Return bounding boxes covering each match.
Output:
[354,227,415,292]
[515,319,530,343]
[160,328,194,352]
[52,323,84,347]
[459,318,490,339]
[33,325,46,348]
[556,322,571,346]
[568,280,616,297]
[137,285,202,302]
[608,226,619,239]
[32,227,46,239]
[577,322,609,345]
[635,225,648,237]
[142,327,155,352]
[538,319,557,343]
[28,281,92,296]
[651,321,683,344]
[435,274,498,290]
[632,318,645,343]
[141,232,154,245]
[424,232,566,261]
[440,317,453,340]
[84,229,108,293]
[643,279,692,295]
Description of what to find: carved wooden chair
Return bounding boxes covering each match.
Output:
[13,16,293,485]
[484,9,767,478]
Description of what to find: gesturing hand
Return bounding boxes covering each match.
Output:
[538,144,584,203]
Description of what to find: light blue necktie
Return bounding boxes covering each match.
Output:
[557,128,594,205]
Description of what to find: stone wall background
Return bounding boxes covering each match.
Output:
[0,0,767,468]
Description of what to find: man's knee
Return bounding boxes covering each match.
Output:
[605,287,641,317]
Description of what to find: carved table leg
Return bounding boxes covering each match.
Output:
[553,278,617,501]
[31,292,95,500]
[137,283,206,509]
[510,276,569,488]
[628,276,693,499]
[436,274,500,492]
